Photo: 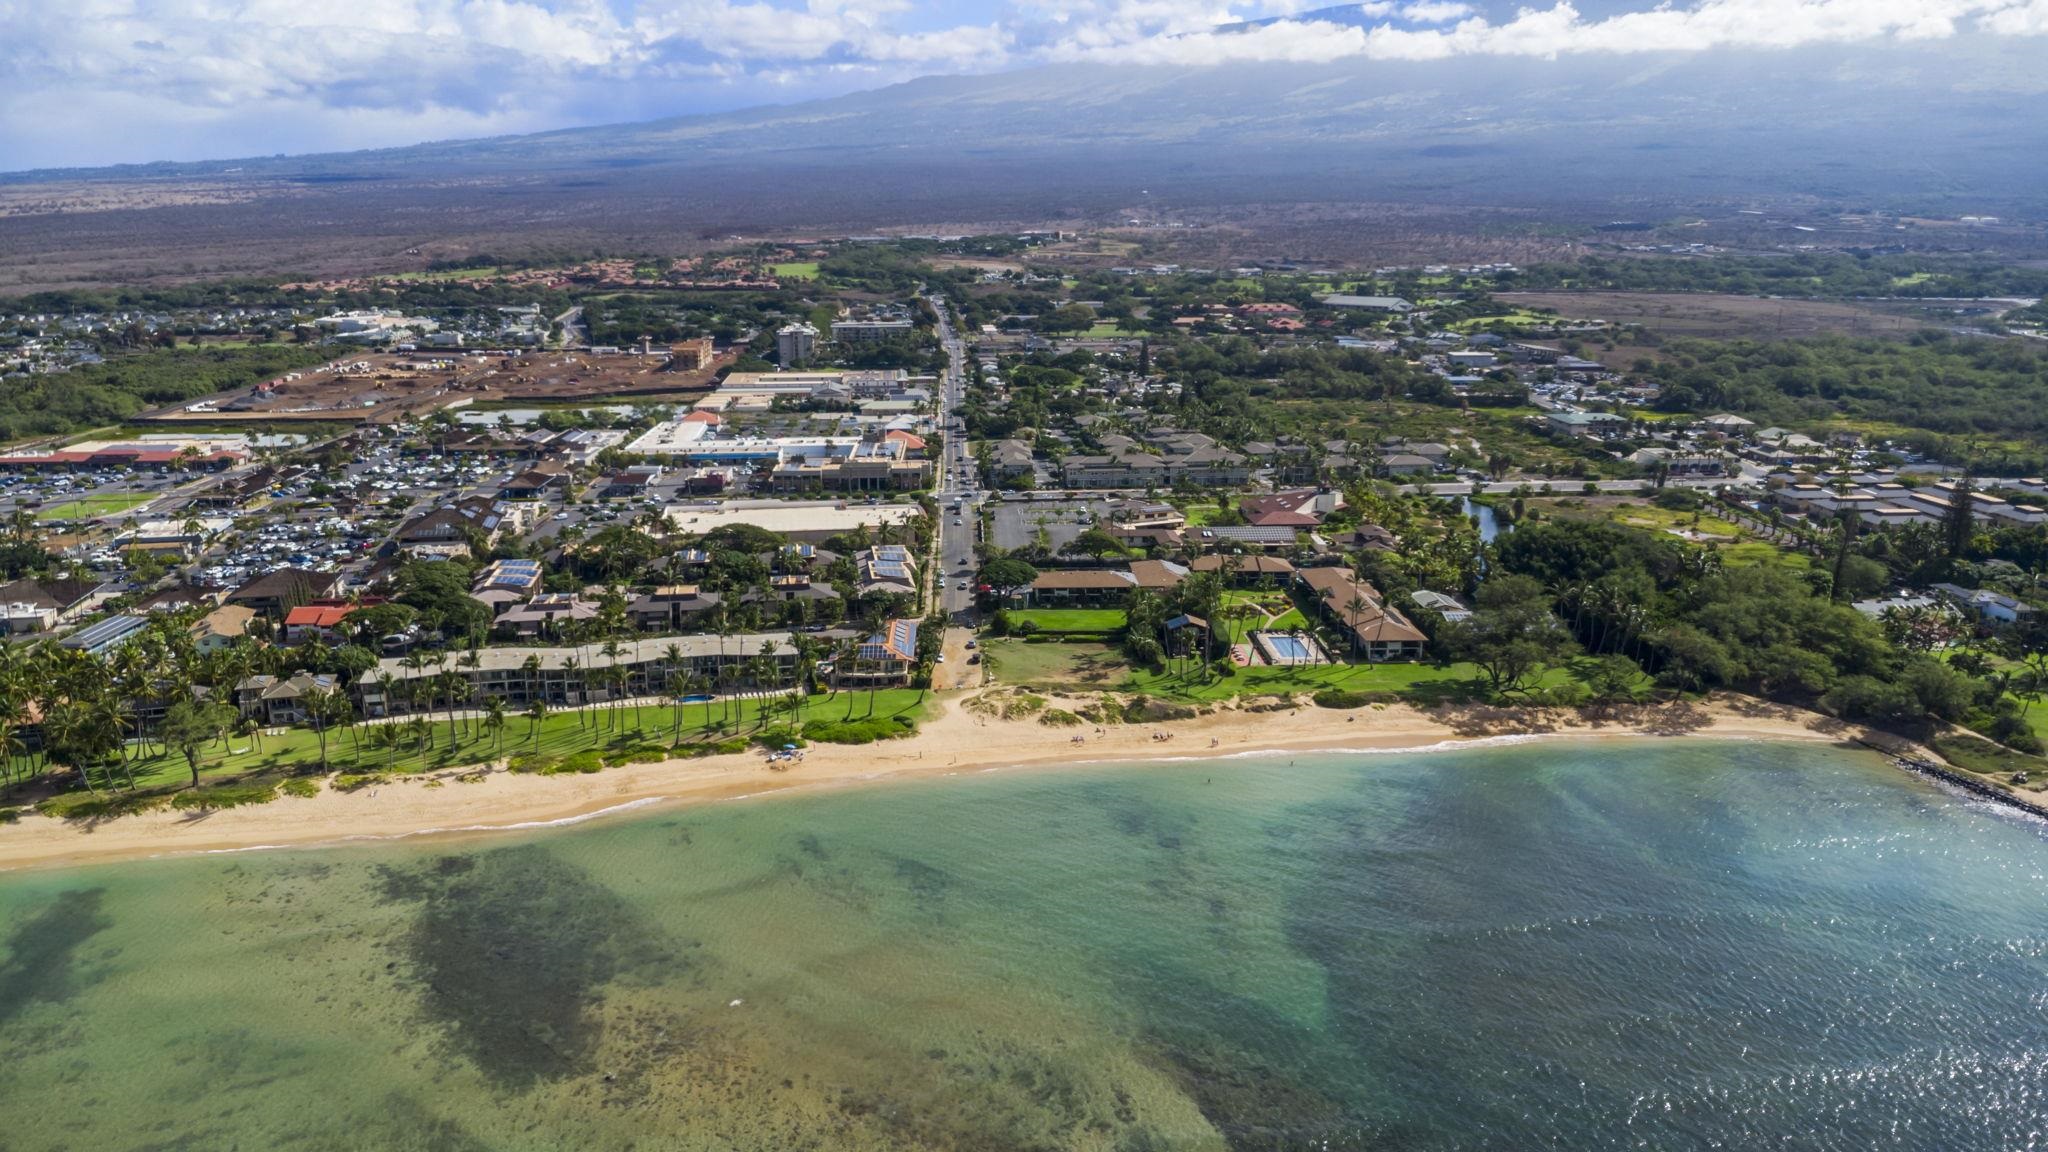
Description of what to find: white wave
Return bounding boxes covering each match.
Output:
[185,796,677,858]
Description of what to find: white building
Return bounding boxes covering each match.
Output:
[776,322,817,368]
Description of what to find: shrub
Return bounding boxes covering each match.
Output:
[172,782,280,810]
[506,752,555,774]
[603,745,669,767]
[1932,732,2045,780]
[550,751,605,775]
[754,726,808,750]
[675,736,752,758]
[1986,709,2045,754]
[0,807,19,824]
[804,716,916,744]
[332,773,384,792]
[1313,689,1373,709]
[1039,708,1083,727]
[1124,698,1196,723]
[1002,693,1047,720]
[280,778,322,799]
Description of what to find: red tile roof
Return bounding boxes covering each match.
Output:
[284,604,355,629]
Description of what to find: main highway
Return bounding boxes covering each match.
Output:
[927,296,985,686]
[929,296,981,619]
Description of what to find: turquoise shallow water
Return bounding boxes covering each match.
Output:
[3,738,2047,1150]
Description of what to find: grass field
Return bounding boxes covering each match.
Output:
[36,492,156,521]
[1448,309,1561,332]
[983,637,1641,707]
[984,640,1132,688]
[1720,540,1812,568]
[1009,608,1127,634]
[17,690,933,817]
[772,262,821,280]
[1215,590,1309,644]
[1607,502,1747,538]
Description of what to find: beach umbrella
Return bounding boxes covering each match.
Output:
[782,744,797,750]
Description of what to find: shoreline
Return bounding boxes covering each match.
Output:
[0,693,1958,874]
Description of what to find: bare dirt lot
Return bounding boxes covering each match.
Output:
[1501,291,1937,343]
[140,349,723,425]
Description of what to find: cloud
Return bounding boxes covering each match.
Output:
[4,0,2048,168]
[1043,0,2048,65]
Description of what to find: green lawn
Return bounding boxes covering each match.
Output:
[771,262,821,280]
[1721,540,1811,569]
[990,639,1645,707]
[1448,309,1560,332]
[19,690,933,817]
[1215,589,1309,645]
[1009,608,1127,634]
[1607,502,1746,537]
[37,492,156,521]
[983,639,1132,688]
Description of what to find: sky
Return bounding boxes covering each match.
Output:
[4,0,2048,171]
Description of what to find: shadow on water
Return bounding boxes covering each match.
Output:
[0,887,113,1028]
[375,845,679,1093]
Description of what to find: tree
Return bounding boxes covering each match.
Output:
[1441,573,1573,696]
[482,696,509,755]
[301,685,352,772]
[1063,528,1127,564]
[1583,655,1641,706]
[978,556,1039,602]
[525,699,549,746]
[161,697,236,789]
[1943,474,1976,562]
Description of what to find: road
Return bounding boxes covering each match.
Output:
[926,295,985,688]
[930,297,980,618]
[552,306,586,349]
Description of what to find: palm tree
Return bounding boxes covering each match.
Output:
[522,654,543,709]
[443,673,472,752]
[561,655,582,718]
[1343,593,1375,660]
[0,718,19,789]
[406,714,432,756]
[482,696,509,757]
[301,686,350,772]
[526,699,549,746]
[600,639,624,731]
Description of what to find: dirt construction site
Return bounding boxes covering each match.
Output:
[140,348,728,425]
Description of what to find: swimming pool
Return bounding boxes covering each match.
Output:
[1253,631,1323,665]
[1266,634,1312,660]
[680,694,715,703]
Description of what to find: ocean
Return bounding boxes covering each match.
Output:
[2,739,2045,1150]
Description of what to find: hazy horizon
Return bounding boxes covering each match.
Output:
[9,0,2048,173]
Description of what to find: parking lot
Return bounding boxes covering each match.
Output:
[987,495,1117,553]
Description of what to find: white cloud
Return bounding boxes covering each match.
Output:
[4,0,2048,167]
[1399,1,1472,24]
[1045,0,2048,65]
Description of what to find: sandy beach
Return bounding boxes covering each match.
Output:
[0,692,1909,873]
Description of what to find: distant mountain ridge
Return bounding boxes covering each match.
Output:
[7,30,2047,221]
